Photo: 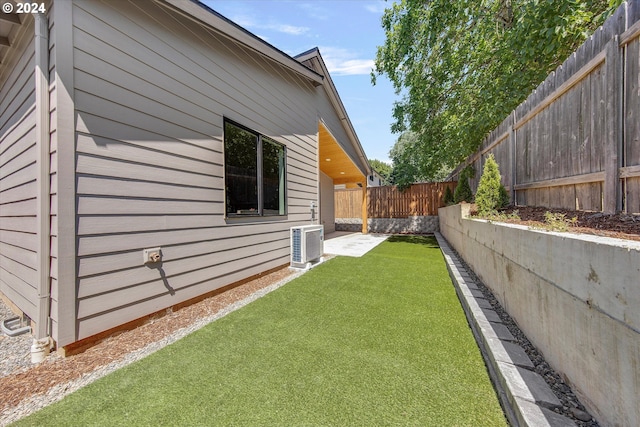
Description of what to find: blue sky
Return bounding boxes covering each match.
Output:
[204,0,398,163]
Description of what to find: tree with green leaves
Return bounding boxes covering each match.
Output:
[369,159,393,185]
[389,131,451,190]
[388,131,428,190]
[373,0,621,179]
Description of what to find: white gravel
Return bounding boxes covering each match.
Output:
[0,304,34,379]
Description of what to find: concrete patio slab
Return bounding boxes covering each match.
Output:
[323,232,389,257]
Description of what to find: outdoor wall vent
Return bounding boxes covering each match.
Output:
[290,225,324,269]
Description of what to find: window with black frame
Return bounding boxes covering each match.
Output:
[224,120,286,217]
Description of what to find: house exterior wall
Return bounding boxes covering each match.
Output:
[1,0,367,349]
[319,171,335,233]
[0,15,39,321]
[66,0,320,343]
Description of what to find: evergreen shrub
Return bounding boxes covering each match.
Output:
[443,185,455,205]
[453,166,474,203]
[475,154,509,215]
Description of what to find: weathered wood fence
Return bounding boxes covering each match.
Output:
[449,1,640,214]
[335,182,456,219]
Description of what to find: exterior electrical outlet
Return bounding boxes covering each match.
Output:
[143,248,162,264]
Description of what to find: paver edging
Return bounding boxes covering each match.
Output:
[434,232,576,427]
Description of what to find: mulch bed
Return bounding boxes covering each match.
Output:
[494,206,640,242]
[0,267,294,418]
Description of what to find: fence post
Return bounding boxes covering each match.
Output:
[604,36,622,213]
[510,113,516,204]
[361,183,368,233]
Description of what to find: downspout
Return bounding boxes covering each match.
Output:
[33,12,51,363]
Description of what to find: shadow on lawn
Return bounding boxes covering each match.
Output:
[386,235,439,247]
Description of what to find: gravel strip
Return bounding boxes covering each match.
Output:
[445,246,600,427]
[0,269,305,426]
[0,304,39,379]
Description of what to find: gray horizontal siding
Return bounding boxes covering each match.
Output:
[78,238,290,301]
[70,0,320,340]
[77,250,288,339]
[0,22,38,320]
[77,221,296,257]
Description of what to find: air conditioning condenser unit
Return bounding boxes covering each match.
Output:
[290,224,324,269]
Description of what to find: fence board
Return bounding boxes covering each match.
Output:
[449,2,640,214]
[366,182,456,218]
[627,177,640,212]
[334,188,362,219]
[335,183,457,219]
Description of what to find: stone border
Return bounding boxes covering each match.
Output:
[435,232,576,427]
[335,216,440,234]
[368,216,439,234]
[334,218,362,232]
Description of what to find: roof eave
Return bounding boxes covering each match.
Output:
[299,49,371,177]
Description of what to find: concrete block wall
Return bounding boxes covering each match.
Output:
[335,216,440,234]
[334,218,363,232]
[438,203,640,427]
[368,216,439,234]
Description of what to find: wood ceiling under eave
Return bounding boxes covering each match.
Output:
[318,122,365,186]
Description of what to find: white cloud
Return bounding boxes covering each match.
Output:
[230,14,257,29]
[364,1,388,14]
[328,59,376,76]
[229,13,309,36]
[297,3,329,20]
[272,24,309,35]
[320,47,375,76]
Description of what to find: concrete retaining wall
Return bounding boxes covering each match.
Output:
[335,216,440,234]
[438,203,640,427]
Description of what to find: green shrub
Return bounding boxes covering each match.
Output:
[498,184,510,208]
[475,154,509,215]
[443,185,455,205]
[541,211,578,232]
[482,209,521,222]
[453,166,474,203]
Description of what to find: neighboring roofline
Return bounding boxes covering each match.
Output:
[295,47,321,61]
[296,48,371,177]
[159,0,324,86]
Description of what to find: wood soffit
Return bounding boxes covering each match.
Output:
[319,122,365,185]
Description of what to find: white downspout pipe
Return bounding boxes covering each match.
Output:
[33,12,51,363]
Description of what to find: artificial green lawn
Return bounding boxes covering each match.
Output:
[14,236,506,426]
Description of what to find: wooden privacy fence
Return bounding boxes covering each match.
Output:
[335,182,456,219]
[449,1,640,214]
[335,188,363,218]
[367,183,456,217]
